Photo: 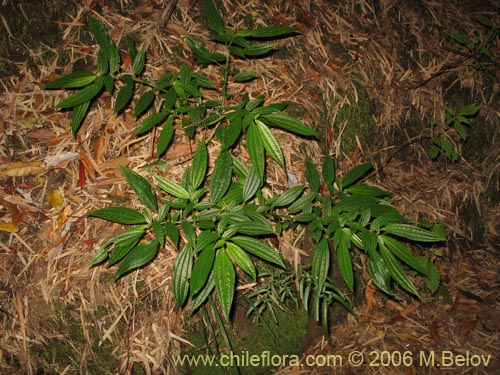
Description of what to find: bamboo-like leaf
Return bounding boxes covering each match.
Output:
[71,100,91,137]
[305,157,320,193]
[273,184,304,207]
[120,167,157,212]
[262,112,317,137]
[88,206,147,224]
[383,224,446,242]
[334,229,354,292]
[312,237,330,290]
[210,150,233,203]
[132,48,146,76]
[115,240,159,279]
[246,123,265,181]
[136,111,169,136]
[226,242,256,280]
[172,245,193,306]
[190,245,215,296]
[214,249,235,319]
[55,76,104,109]
[133,90,155,118]
[190,142,208,191]
[236,26,298,38]
[103,75,114,94]
[231,236,284,267]
[218,117,242,151]
[341,163,373,189]
[88,17,120,73]
[44,70,97,89]
[255,119,284,168]
[234,220,273,235]
[242,165,261,202]
[156,116,174,157]
[155,175,190,199]
[379,242,420,298]
[181,220,196,246]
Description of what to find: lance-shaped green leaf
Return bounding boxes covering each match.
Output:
[305,157,320,193]
[262,112,317,137]
[89,17,120,73]
[133,90,155,118]
[226,242,256,280]
[190,245,215,296]
[132,48,146,76]
[114,80,134,114]
[231,236,284,267]
[126,35,138,63]
[236,26,298,38]
[341,163,373,189]
[88,206,147,224]
[242,165,261,202]
[322,151,335,187]
[190,273,215,313]
[379,242,420,298]
[155,175,190,199]
[103,75,114,94]
[97,49,109,75]
[311,237,329,291]
[232,71,258,82]
[255,119,284,168]
[71,100,91,137]
[217,117,243,151]
[190,142,208,191]
[210,150,233,203]
[120,167,157,212]
[157,116,175,157]
[203,0,225,35]
[194,230,219,253]
[246,122,265,181]
[115,240,159,279]
[164,222,180,248]
[345,184,390,197]
[55,76,104,109]
[368,258,394,296]
[151,220,165,247]
[383,224,446,243]
[379,235,428,276]
[181,220,196,246]
[172,245,193,306]
[273,184,304,207]
[214,249,235,319]
[136,111,169,136]
[44,70,97,89]
[228,43,275,57]
[185,36,226,66]
[334,228,354,292]
[233,220,273,235]
[106,233,146,266]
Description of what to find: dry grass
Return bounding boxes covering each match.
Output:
[0,0,498,374]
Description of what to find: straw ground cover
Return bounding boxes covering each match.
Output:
[1,0,499,374]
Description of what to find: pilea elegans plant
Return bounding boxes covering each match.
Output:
[45,0,446,326]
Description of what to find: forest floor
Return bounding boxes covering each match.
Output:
[0,0,499,374]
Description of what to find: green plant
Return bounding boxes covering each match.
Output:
[452,15,499,71]
[45,0,445,339]
[428,104,479,161]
